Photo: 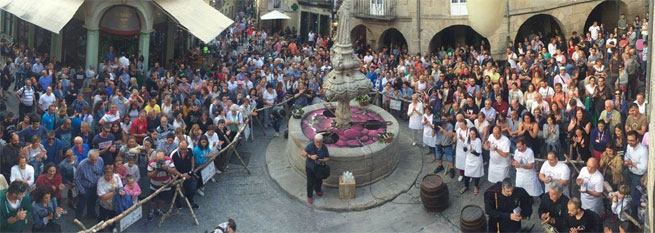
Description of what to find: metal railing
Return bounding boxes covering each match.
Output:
[352,0,396,20]
[297,0,334,8]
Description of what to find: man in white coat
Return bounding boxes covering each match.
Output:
[538,152,571,197]
[485,126,511,183]
[511,138,543,197]
[576,157,604,215]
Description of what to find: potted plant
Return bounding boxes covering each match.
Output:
[355,94,371,106]
[378,132,394,143]
[292,107,305,119]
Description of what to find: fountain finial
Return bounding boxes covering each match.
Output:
[322,0,373,129]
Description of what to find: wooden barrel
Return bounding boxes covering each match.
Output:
[460,205,486,233]
[420,174,449,212]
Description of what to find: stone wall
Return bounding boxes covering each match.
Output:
[340,0,648,58]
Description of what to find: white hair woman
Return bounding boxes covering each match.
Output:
[300,134,330,204]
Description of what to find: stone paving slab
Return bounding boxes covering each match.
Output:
[266,130,422,211]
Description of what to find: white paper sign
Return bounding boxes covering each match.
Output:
[119,206,142,232]
[201,162,216,185]
[390,99,401,111]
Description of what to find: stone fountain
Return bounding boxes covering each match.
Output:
[284,0,400,187]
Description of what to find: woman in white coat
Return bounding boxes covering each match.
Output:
[454,118,470,182]
[512,138,544,197]
[422,107,437,154]
[460,128,483,195]
[407,94,424,146]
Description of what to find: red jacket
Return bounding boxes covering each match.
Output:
[130,118,148,143]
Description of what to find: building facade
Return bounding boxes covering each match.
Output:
[259,0,647,58]
[257,0,339,38]
[0,0,231,70]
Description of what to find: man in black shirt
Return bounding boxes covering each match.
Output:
[92,124,115,165]
[538,182,569,232]
[146,110,160,132]
[565,197,601,233]
[1,112,16,142]
[461,96,479,121]
[171,140,198,209]
[485,178,533,233]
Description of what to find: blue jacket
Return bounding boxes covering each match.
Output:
[32,197,59,229]
[58,158,78,184]
[113,187,134,214]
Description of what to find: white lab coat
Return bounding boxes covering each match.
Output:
[464,138,484,178]
[487,135,511,183]
[455,127,470,170]
[513,147,543,197]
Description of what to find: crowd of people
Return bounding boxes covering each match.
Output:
[0,5,651,233]
[399,15,650,233]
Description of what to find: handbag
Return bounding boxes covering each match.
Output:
[315,162,330,180]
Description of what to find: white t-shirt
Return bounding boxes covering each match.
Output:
[262,90,277,105]
[589,25,601,40]
[576,167,604,215]
[97,173,124,209]
[97,174,123,196]
[634,100,646,114]
[539,161,571,197]
[38,93,57,111]
[10,165,35,186]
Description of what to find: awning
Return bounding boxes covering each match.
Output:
[260,10,291,20]
[154,0,234,44]
[0,0,84,34]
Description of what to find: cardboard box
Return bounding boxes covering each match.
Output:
[339,176,356,200]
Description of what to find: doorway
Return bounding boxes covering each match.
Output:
[99,32,139,62]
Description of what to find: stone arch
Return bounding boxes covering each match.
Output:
[584,0,628,35]
[85,1,153,33]
[378,28,407,52]
[350,24,372,46]
[428,25,490,54]
[513,14,565,46]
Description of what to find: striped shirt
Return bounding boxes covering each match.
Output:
[17,86,35,106]
[74,157,105,192]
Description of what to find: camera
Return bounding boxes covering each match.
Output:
[156,161,166,171]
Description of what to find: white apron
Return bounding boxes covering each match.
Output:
[455,127,470,170]
[422,114,436,147]
[408,102,424,130]
[487,136,511,183]
[514,148,543,197]
[464,138,484,178]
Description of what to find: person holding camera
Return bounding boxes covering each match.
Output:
[147,152,181,221]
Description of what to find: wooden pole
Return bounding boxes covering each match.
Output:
[74,97,294,232]
[158,182,199,227]
[77,177,181,233]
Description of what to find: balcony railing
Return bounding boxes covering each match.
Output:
[353,0,396,20]
[297,0,334,9]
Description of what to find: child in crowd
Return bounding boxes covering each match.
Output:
[123,175,142,202]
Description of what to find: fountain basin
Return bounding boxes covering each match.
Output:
[287,101,400,187]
